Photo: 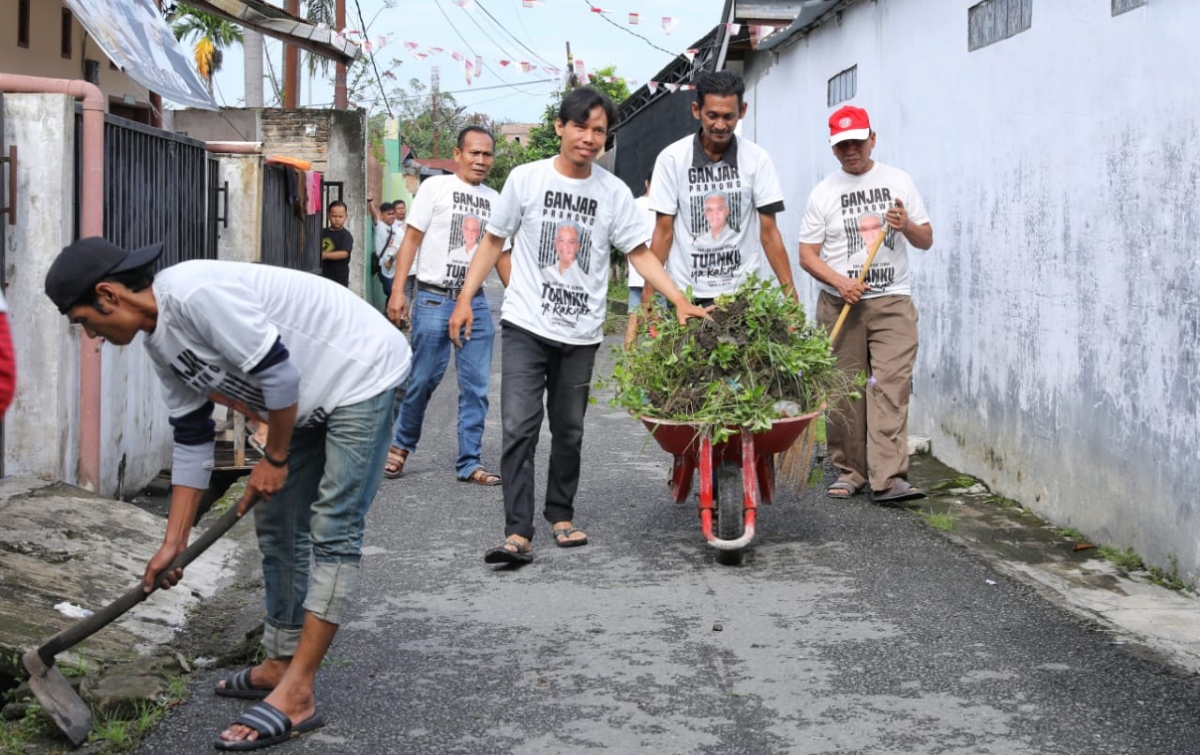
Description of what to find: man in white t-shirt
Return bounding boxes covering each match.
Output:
[645,70,796,305]
[799,104,934,505]
[383,127,509,486]
[447,87,709,565]
[368,200,401,297]
[44,238,411,749]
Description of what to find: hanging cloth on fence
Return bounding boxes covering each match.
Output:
[307,171,324,215]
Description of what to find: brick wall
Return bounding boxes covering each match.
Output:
[259,109,333,172]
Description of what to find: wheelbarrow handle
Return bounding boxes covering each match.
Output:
[36,498,258,665]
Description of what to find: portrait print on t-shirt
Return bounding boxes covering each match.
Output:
[443,213,483,292]
[843,188,900,292]
[537,215,594,330]
[686,165,746,288]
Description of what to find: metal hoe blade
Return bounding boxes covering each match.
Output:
[23,649,92,746]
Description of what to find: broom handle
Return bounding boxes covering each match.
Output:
[828,212,893,347]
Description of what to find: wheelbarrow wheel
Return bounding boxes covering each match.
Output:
[714,461,745,566]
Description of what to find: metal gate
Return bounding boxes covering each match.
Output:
[0,93,15,478]
[73,111,218,269]
[261,164,320,272]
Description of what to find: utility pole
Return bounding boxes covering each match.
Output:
[284,0,300,108]
[431,67,440,159]
[334,0,348,109]
[565,42,579,89]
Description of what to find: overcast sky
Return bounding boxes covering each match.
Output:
[209,0,728,122]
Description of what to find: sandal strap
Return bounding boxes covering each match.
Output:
[233,701,290,738]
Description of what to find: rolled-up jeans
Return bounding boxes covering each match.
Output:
[255,388,399,658]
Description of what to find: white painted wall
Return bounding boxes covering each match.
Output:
[742,0,1200,581]
[215,154,265,264]
[3,93,171,496]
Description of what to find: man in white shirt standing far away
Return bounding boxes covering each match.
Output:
[799,104,933,505]
[384,126,510,485]
[367,199,402,298]
[643,70,796,306]
[43,238,411,749]
[447,87,710,565]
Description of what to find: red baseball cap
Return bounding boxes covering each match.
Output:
[829,105,871,145]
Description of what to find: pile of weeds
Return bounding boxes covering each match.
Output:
[607,276,858,443]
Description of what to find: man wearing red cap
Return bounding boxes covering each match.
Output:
[799,105,934,504]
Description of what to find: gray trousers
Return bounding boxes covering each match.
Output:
[499,323,599,540]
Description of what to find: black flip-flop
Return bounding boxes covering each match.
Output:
[214,668,271,700]
[871,480,926,504]
[214,701,324,751]
[484,538,534,564]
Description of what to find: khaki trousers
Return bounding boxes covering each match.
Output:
[817,291,919,493]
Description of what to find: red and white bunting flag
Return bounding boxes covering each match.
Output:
[499,59,511,67]
[452,0,475,8]
[342,28,361,36]
[647,81,658,94]
[518,61,532,73]
[521,0,536,7]
[363,40,374,53]
[429,46,444,55]
[332,33,345,47]
[544,66,560,76]
[662,16,678,34]
[403,41,418,50]
[464,60,474,85]
[680,84,695,91]
[590,6,610,12]
[575,60,586,79]
[725,22,741,34]
[628,79,638,87]
[629,11,639,24]
[607,75,617,83]
[475,55,483,77]
[409,51,428,61]
[451,51,464,61]
[663,82,678,93]
[375,35,388,50]
[684,48,698,63]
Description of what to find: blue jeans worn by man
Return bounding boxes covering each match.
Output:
[392,289,496,479]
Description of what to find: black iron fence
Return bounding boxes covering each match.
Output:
[74,112,217,269]
[261,164,321,272]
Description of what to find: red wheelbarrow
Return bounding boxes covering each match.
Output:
[640,411,820,565]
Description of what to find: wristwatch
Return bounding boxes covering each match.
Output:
[262,449,290,468]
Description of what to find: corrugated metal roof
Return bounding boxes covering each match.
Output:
[180,0,361,66]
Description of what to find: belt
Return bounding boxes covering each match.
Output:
[416,281,478,300]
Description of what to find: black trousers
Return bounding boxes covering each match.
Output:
[499,323,599,540]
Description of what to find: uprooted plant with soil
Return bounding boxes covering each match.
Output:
[605,276,859,442]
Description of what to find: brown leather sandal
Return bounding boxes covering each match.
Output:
[459,468,501,486]
[384,447,408,479]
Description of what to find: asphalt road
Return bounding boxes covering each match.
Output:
[137,290,1200,755]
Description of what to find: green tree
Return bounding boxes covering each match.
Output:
[486,135,528,192]
[169,7,244,95]
[524,65,631,162]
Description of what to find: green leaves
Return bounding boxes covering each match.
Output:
[604,275,857,443]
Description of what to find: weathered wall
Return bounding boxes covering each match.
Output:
[2,93,172,496]
[214,153,264,263]
[741,0,1200,580]
[173,109,258,143]
[327,109,368,297]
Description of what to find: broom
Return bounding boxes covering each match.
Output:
[776,216,891,491]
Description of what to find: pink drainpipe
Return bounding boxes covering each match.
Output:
[205,142,262,154]
[0,74,105,491]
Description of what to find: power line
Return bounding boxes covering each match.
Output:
[430,0,546,97]
[352,0,395,117]
[578,0,676,57]
[474,0,557,68]
[312,78,559,107]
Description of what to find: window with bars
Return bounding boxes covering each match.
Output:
[1112,0,1146,15]
[17,0,30,48]
[827,66,857,107]
[968,0,1032,51]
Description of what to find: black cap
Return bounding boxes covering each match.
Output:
[44,237,164,314]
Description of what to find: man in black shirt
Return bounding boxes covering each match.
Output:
[320,201,353,287]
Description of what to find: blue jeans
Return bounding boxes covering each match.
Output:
[393,289,495,478]
[499,323,599,540]
[254,389,399,658]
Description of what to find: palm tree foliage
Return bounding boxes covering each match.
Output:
[170,7,244,93]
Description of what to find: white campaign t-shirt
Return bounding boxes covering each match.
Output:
[649,133,784,298]
[799,161,929,299]
[144,260,411,428]
[628,194,656,288]
[487,158,648,345]
[408,174,499,292]
[375,219,402,280]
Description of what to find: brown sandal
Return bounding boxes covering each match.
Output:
[459,468,501,486]
[384,447,408,479]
